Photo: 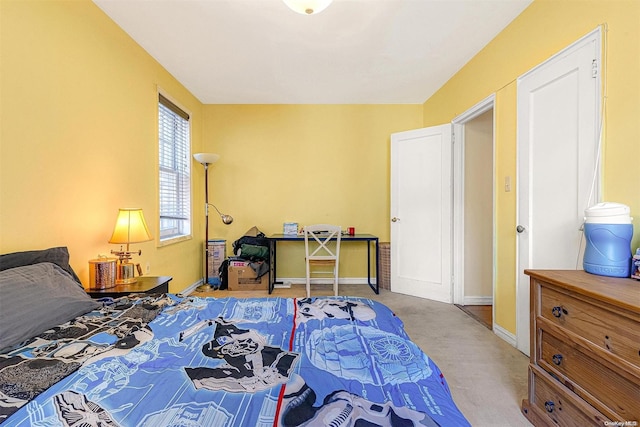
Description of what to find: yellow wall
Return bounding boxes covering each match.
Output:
[203,104,422,278]
[0,0,422,290]
[0,0,205,292]
[423,0,640,332]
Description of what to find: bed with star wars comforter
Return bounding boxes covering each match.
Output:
[0,293,470,426]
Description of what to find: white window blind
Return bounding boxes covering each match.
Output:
[158,94,191,242]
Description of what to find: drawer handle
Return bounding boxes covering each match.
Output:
[544,401,555,413]
[551,306,568,318]
[552,354,563,365]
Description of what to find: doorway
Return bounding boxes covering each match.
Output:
[452,97,495,330]
[390,98,495,312]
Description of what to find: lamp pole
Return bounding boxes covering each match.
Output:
[203,161,210,286]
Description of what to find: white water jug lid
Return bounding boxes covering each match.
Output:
[584,202,632,223]
[585,202,630,217]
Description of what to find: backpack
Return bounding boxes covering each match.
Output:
[232,227,270,261]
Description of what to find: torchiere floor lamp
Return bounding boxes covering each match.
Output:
[193,153,233,290]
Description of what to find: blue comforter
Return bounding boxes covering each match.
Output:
[0,294,470,426]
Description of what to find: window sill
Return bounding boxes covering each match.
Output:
[159,234,192,247]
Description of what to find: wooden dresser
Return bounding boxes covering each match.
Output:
[522,270,640,426]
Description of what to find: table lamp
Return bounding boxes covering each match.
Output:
[109,208,153,284]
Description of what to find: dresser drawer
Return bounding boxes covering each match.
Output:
[539,285,640,368]
[539,330,640,421]
[526,365,609,427]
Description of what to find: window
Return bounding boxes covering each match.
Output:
[158,93,191,243]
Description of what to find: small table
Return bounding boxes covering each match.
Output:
[87,276,172,298]
[268,233,379,295]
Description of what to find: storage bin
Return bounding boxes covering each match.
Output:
[207,239,226,285]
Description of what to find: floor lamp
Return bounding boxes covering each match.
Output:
[193,153,233,290]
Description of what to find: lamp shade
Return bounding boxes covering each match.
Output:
[283,0,332,15]
[193,153,220,165]
[108,208,153,244]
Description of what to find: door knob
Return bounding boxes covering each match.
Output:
[391,217,400,222]
[516,225,526,233]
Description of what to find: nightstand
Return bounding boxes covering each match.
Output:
[87,276,172,298]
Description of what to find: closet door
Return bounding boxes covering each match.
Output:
[516,28,601,356]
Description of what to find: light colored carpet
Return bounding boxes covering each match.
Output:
[195,283,532,426]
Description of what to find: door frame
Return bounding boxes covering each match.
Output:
[451,95,496,312]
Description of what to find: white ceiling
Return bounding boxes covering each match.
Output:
[93,0,532,104]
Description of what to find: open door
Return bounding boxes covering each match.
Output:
[390,125,452,302]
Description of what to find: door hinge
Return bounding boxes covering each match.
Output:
[592,59,598,78]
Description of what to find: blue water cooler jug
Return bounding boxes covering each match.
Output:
[583,203,633,278]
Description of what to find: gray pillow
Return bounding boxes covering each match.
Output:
[0,247,82,285]
[0,262,100,352]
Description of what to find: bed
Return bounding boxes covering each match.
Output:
[0,248,471,426]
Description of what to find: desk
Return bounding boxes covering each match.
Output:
[268,233,379,295]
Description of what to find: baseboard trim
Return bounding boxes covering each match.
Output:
[462,296,492,305]
[177,280,202,296]
[493,323,517,347]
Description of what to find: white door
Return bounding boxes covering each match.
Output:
[390,125,452,303]
[516,29,601,355]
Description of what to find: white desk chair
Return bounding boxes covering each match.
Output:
[303,224,342,297]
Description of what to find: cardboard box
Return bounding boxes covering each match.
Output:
[228,261,268,291]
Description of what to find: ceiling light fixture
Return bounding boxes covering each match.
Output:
[283,0,333,15]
